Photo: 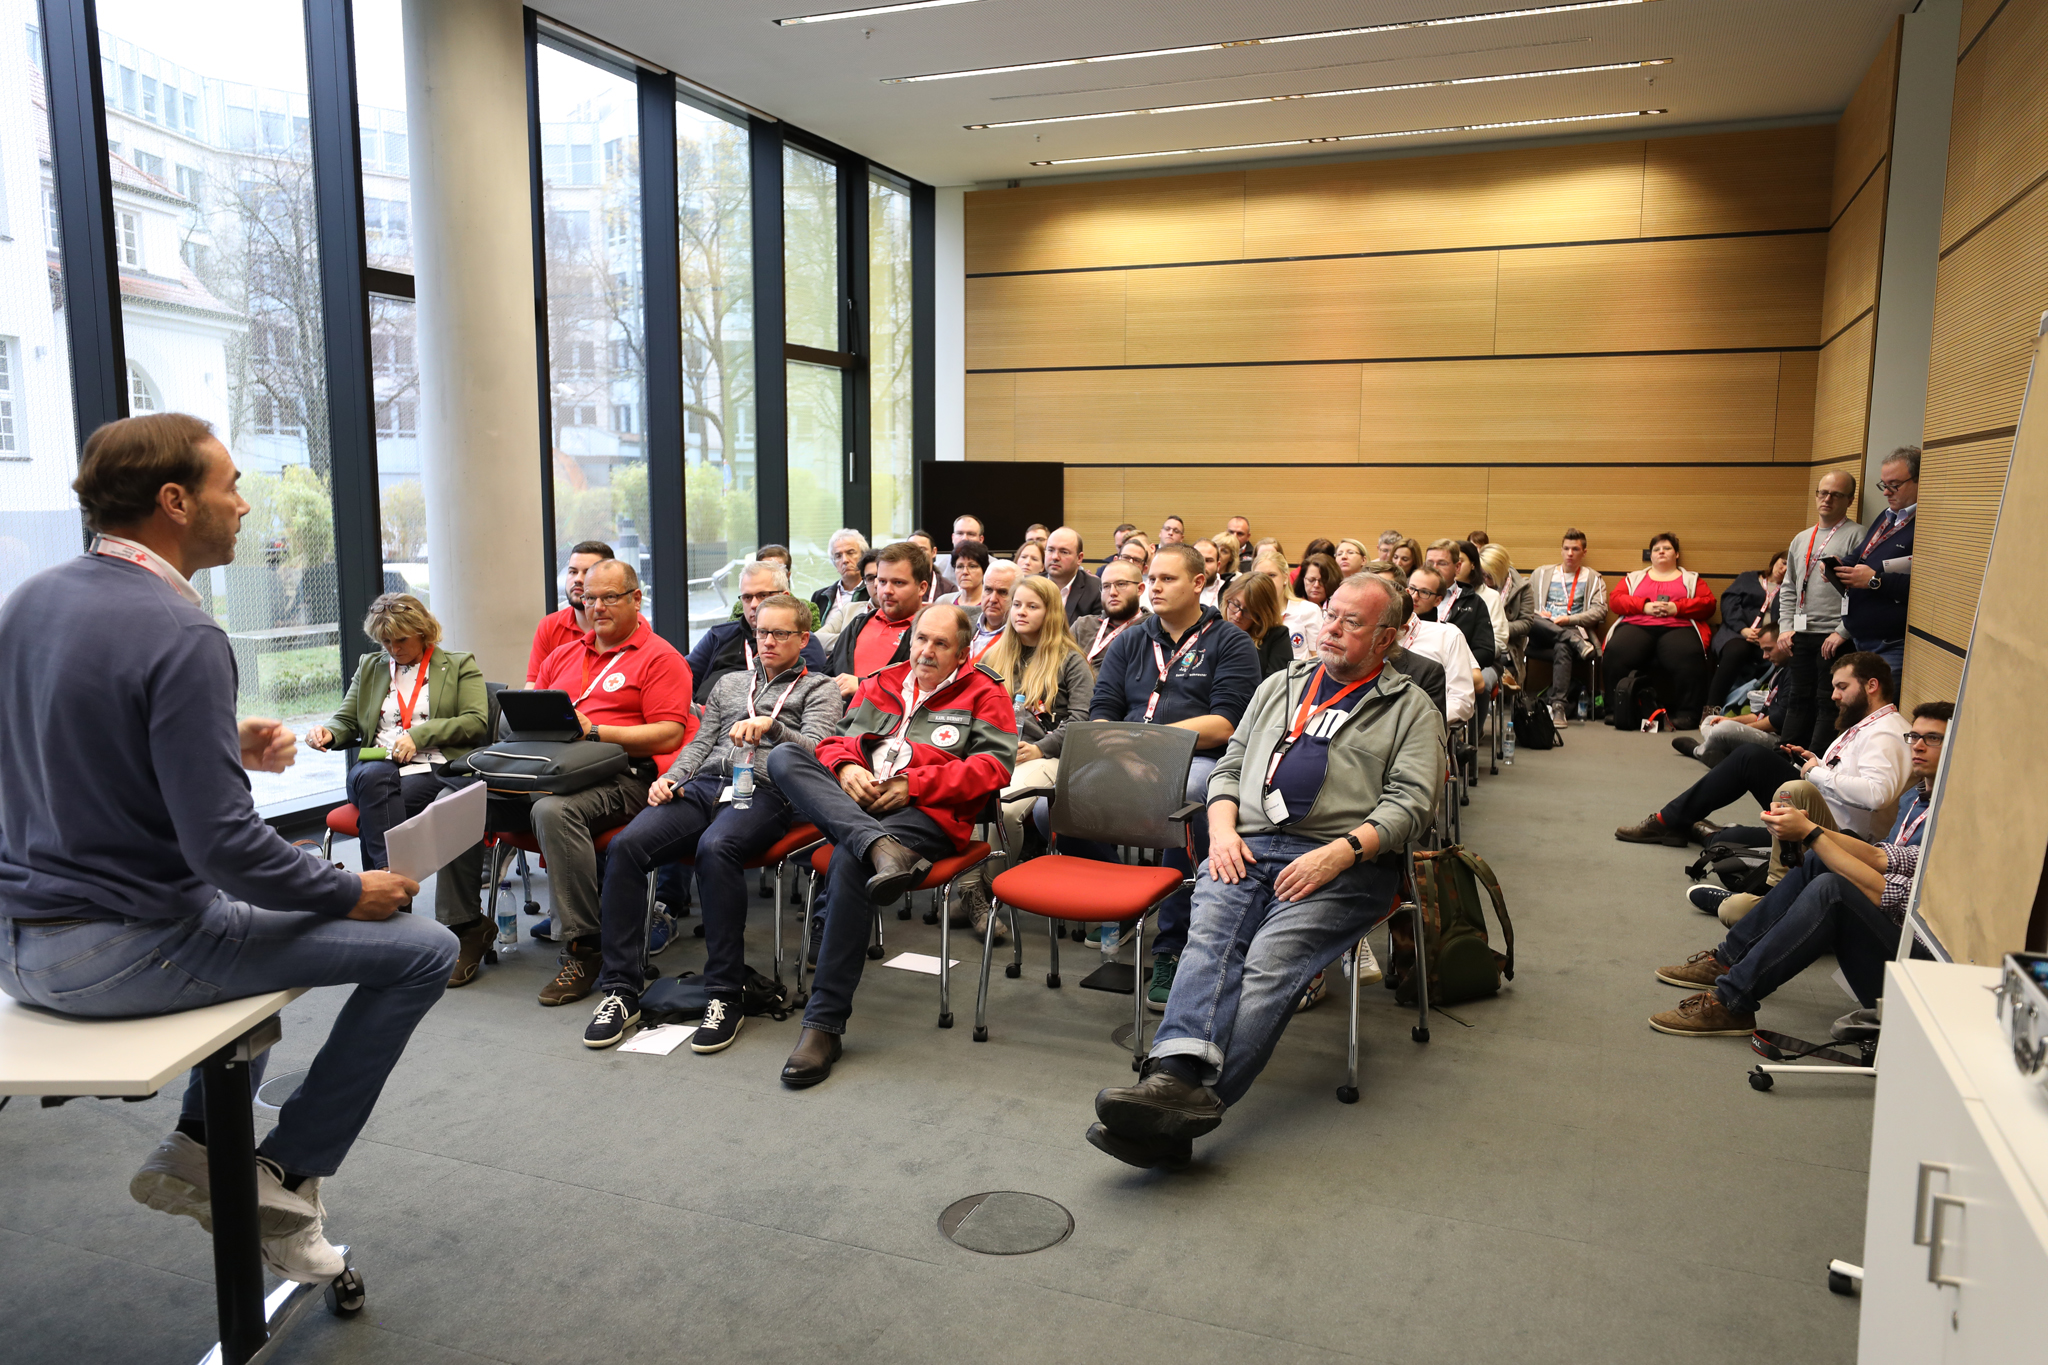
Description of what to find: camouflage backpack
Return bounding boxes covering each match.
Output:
[1388,845,1515,1007]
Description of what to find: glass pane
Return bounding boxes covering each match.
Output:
[782,145,837,351]
[786,361,841,596]
[868,175,912,544]
[677,96,754,635]
[537,46,650,621]
[99,0,342,807]
[370,293,423,597]
[0,6,81,604]
[353,0,409,273]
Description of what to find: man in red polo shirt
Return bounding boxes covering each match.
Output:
[438,559,695,1003]
[524,539,613,688]
[823,541,929,699]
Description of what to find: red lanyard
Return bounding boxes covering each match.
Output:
[1823,703,1897,764]
[1797,522,1848,610]
[392,648,433,729]
[93,536,184,591]
[1266,664,1381,784]
[1087,616,1132,663]
[1144,621,1213,723]
[1556,568,1583,612]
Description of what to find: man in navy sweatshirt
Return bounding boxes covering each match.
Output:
[1088,542,1261,1012]
[0,414,450,1284]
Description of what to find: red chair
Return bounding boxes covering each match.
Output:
[670,822,824,987]
[318,803,359,860]
[801,839,993,1028]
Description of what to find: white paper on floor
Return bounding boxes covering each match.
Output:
[617,1024,697,1055]
[883,952,960,975]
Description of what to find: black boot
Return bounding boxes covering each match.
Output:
[1094,1060,1226,1141]
[864,837,930,905]
[780,1027,843,1088]
[1085,1122,1193,1171]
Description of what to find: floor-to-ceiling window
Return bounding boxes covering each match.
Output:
[868,172,912,545]
[782,142,840,596]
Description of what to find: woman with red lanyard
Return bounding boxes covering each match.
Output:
[1601,532,1718,729]
[308,594,488,870]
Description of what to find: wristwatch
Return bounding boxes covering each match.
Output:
[1801,827,1824,850]
[1869,573,1883,591]
[1343,832,1366,863]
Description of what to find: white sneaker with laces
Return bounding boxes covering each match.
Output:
[262,1213,346,1283]
[1355,938,1384,986]
[254,1157,321,1238]
[130,1132,213,1230]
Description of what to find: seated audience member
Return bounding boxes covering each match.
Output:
[1616,651,1909,847]
[1479,543,1533,679]
[527,539,614,686]
[1193,539,1226,607]
[1601,532,1716,729]
[1334,538,1371,576]
[939,513,986,580]
[1526,529,1608,723]
[1085,572,1443,1169]
[1296,550,1341,644]
[1014,540,1046,576]
[1404,566,1481,724]
[970,561,1017,662]
[826,541,930,698]
[1365,570,1448,717]
[1226,515,1255,569]
[819,550,879,646]
[1211,532,1243,589]
[687,559,830,703]
[1090,543,1263,1010]
[754,544,793,577]
[584,594,844,1052]
[441,559,695,997]
[1647,701,1952,1036]
[767,606,1017,1086]
[1425,540,1499,680]
[1024,522,1050,546]
[0,412,440,1283]
[906,530,957,601]
[812,529,870,626]
[1830,446,1918,682]
[1158,515,1186,546]
[1391,537,1424,577]
[307,594,487,871]
[1376,529,1403,563]
[1681,624,1788,767]
[1106,523,1139,566]
[1707,551,1786,715]
[1045,526,1104,619]
[1469,530,1490,550]
[1292,538,1338,599]
[1073,557,1146,665]
[1117,534,1153,572]
[1256,547,1321,658]
[1222,571,1292,679]
[953,576,1094,939]
[937,538,991,611]
[1458,541,1510,673]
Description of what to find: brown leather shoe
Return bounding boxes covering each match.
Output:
[1688,820,1724,846]
[1615,814,1686,846]
[447,917,497,988]
[1656,948,1728,989]
[780,1027,843,1088]
[864,837,930,905]
[538,942,600,1006]
[1649,992,1757,1036]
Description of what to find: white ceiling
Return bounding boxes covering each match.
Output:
[539,0,1915,185]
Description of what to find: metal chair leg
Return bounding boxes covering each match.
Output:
[641,869,658,986]
[1007,904,1023,978]
[938,878,955,1027]
[796,868,818,999]
[1411,883,1432,1045]
[1046,913,1061,988]
[868,899,885,960]
[1339,937,1363,1103]
[771,862,784,985]
[1129,914,1148,1071]
[518,850,537,915]
[321,829,333,860]
[974,899,1000,1041]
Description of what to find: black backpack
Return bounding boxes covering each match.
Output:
[639,966,792,1024]
[1685,841,1769,894]
[1607,671,1665,731]
[1512,694,1559,750]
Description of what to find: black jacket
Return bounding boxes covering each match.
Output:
[810,581,866,626]
[1386,645,1448,719]
[1711,571,1776,656]
[824,607,916,678]
[1440,587,1497,670]
[1250,624,1291,680]
[1843,509,1913,645]
[1056,570,1103,621]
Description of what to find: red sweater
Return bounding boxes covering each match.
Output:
[1609,570,1716,650]
[815,661,1019,851]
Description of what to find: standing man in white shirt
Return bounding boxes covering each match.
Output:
[1044,526,1103,618]
[1775,472,1864,750]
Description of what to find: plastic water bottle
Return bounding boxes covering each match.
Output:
[1577,696,1590,723]
[1099,922,1119,959]
[1502,724,1515,765]
[732,744,755,810]
[495,901,519,955]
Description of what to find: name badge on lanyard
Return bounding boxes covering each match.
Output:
[873,667,959,779]
[1260,665,1379,822]
[1144,623,1211,724]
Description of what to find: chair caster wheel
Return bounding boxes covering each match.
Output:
[325,1267,366,1317]
[1046,973,1061,988]
[484,948,499,965]
[1748,1067,1774,1092]
[1336,1085,1359,1105]
[1056,925,1070,939]
[1412,1026,1430,1043]
[1827,1268,1859,1297]
[921,909,938,924]
[938,1012,954,1029]
[900,906,914,921]
[692,922,705,937]
[1131,1055,1142,1072]
[972,1026,988,1041]
[1004,963,1021,979]
[865,944,884,960]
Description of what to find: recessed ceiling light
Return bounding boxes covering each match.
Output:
[777,0,989,25]
[1025,108,1668,166]
[966,58,1671,129]
[886,0,1662,83]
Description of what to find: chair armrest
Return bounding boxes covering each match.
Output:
[1002,784,1056,804]
[1168,802,1204,823]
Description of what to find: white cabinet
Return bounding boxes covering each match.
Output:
[1858,962,2048,1364]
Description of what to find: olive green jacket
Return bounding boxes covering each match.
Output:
[324,648,489,763]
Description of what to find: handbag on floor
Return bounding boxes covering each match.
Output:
[639,967,791,1024]
[1388,845,1515,1007]
[1685,842,1770,894]
[1511,694,1559,750]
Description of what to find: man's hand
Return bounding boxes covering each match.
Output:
[1821,631,1847,661]
[728,716,774,747]
[1208,827,1256,884]
[1780,743,1819,774]
[1274,841,1353,903]
[574,708,598,740]
[1760,802,1817,843]
[305,725,334,751]
[239,718,297,773]
[347,870,418,921]
[390,733,417,764]
[1015,740,1043,764]
[1733,713,1770,730]
[867,775,911,814]
[837,764,881,807]
[1769,634,1792,664]
[647,776,678,806]
[836,674,860,699]
[1841,564,1877,589]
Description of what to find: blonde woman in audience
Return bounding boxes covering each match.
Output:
[1256,546,1323,659]
[1334,538,1371,576]
[1480,543,1534,679]
[956,575,1093,942]
[1013,540,1045,575]
[1211,531,1243,588]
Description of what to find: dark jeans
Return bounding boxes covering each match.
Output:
[1658,742,1800,829]
[595,774,793,998]
[1784,632,1843,752]
[1603,622,1709,722]
[345,759,445,870]
[1856,637,1905,688]
[1526,616,1596,706]
[765,746,954,1035]
[1711,850,1910,1013]
[1707,638,1765,711]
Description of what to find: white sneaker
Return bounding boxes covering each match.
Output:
[131,1132,213,1231]
[261,1212,346,1284]
[1356,938,1384,987]
[254,1157,321,1238]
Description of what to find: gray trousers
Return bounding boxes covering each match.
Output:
[435,769,653,942]
[1694,717,1778,766]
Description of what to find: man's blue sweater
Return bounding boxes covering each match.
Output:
[0,554,360,922]
[1087,605,1261,752]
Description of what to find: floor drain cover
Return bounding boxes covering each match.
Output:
[253,1070,309,1112]
[938,1192,1074,1255]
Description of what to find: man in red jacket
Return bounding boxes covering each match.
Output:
[766,604,1017,1087]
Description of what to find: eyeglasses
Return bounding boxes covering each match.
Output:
[1905,731,1945,747]
[1878,479,1914,494]
[1409,586,1442,600]
[586,590,638,607]
[1816,490,1851,501]
[739,590,777,604]
[755,627,803,644]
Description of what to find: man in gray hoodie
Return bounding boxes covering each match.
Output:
[1087,573,1444,1169]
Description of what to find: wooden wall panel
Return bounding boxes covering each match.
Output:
[965,271,1126,371]
[1925,185,2048,441]
[1774,351,1819,461]
[1822,160,1888,340]
[1062,466,1126,547]
[1356,353,1785,464]
[1939,0,2048,250]
[965,373,1015,461]
[1832,21,1901,222]
[1642,125,1835,236]
[1486,466,1813,579]
[1494,234,1827,353]
[1913,435,2012,647]
[1961,0,2009,54]
[1243,140,1645,258]
[1013,366,1363,465]
[1902,634,1965,712]
[1122,254,1498,366]
[964,173,1245,274]
[1811,314,1876,461]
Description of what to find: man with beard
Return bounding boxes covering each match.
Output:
[1615,652,1909,848]
[527,539,614,688]
[1072,558,1147,665]
[826,541,933,697]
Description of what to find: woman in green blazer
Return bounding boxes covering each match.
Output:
[307,593,489,870]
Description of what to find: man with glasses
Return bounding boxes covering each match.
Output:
[1086,573,1442,1169]
[810,529,869,627]
[441,559,695,1005]
[1828,448,1918,685]
[1647,700,1951,1037]
[1400,566,1478,724]
[1073,558,1148,664]
[826,542,932,698]
[688,560,829,704]
[1775,471,1864,750]
[819,550,880,647]
[584,594,844,1053]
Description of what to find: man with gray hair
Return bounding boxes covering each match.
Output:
[688,558,829,704]
[1087,572,1444,1170]
[811,529,869,625]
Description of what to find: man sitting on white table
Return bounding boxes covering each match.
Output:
[0,414,448,1282]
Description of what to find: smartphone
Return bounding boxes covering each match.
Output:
[1821,555,1844,585]
[358,746,389,761]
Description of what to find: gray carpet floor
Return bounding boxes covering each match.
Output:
[0,723,1871,1363]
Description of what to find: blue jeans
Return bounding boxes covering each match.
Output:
[1066,753,1217,960]
[1151,834,1404,1106]
[345,760,444,870]
[1711,850,1905,1013]
[596,774,794,998]
[0,895,456,1175]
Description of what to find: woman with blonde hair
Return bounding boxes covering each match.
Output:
[957,575,1094,942]
[1480,542,1534,678]
[1256,546,1323,659]
[308,593,488,871]
[1334,538,1372,576]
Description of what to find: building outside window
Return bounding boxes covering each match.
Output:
[0,336,18,453]
[869,172,912,544]
[126,360,158,412]
[117,210,141,265]
[783,143,840,595]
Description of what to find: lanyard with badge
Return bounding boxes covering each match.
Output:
[390,647,434,729]
[572,628,636,707]
[1087,616,1132,664]
[1793,522,1850,632]
[1556,568,1584,614]
[747,664,807,731]
[1897,789,1931,845]
[1820,702,1898,768]
[1143,621,1213,723]
[1260,665,1379,823]
[91,534,187,593]
[871,666,960,779]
